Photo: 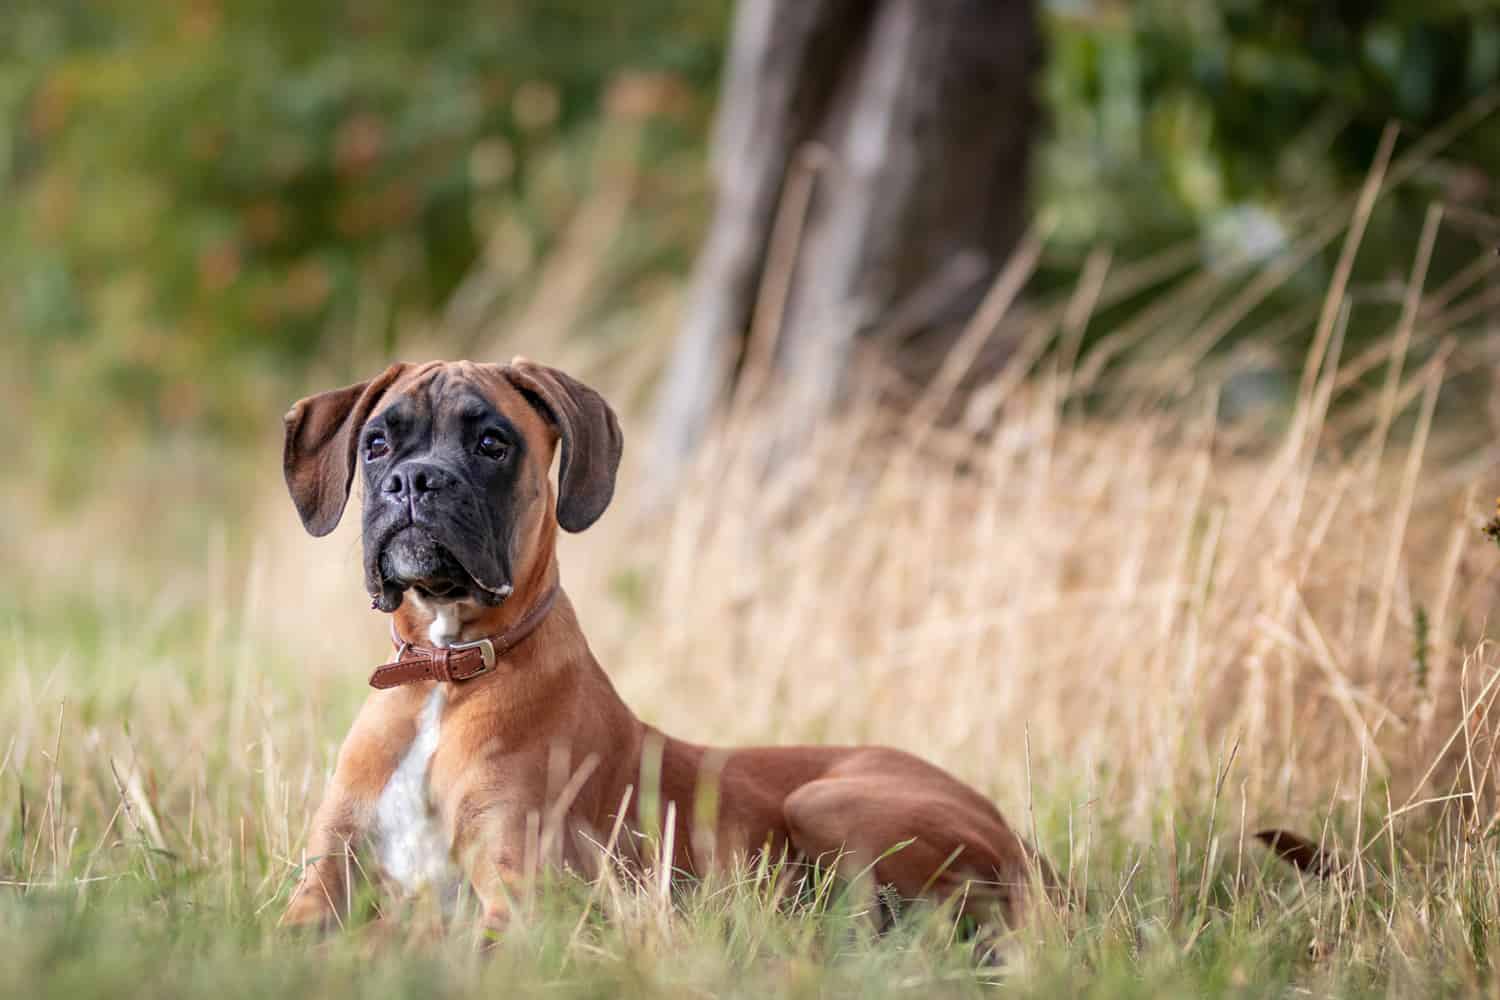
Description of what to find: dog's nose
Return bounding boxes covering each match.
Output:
[382,462,454,500]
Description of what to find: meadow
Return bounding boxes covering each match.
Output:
[6,173,1500,997]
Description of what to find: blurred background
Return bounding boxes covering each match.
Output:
[5,0,1500,847]
[6,0,1498,492]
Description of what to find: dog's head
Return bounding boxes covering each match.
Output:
[282,359,621,613]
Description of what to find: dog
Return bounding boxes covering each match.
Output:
[278,359,1056,937]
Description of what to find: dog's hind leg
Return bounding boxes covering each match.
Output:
[781,776,1049,930]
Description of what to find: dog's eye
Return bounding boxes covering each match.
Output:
[365,433,389,461]
[477,432,510,461]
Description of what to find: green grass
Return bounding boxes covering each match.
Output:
[0,813,1390,999]
[4,790,1492,998]
[5,555,1500,999]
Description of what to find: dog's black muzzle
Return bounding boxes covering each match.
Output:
[363,459,512,612]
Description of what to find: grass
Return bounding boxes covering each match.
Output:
[6,161,1500,996]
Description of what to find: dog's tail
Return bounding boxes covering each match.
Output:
[1254,828,1338,878]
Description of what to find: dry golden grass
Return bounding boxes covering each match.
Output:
[6,308,1500,993]
[6,130,1500,994]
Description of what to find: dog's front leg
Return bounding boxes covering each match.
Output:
[444,779,547,945]
[281,686,428,930]
[463,805,536,943]
[472,846,531,945]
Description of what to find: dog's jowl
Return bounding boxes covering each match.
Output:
[280,359,1057,937]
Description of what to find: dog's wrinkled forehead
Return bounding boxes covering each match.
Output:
[375,362,552,450]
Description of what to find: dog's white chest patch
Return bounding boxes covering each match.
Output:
[371,686,460,894]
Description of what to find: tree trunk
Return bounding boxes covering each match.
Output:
[650,0,1038,490]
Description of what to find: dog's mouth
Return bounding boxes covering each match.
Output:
[374,526,507,608]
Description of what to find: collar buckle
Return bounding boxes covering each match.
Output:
[448,636,496,675]
[375,583,559,690]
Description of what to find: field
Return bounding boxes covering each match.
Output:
[5,221,1500,998]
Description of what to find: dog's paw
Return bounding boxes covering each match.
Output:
[279,889,342,934]
[474,904,512,952]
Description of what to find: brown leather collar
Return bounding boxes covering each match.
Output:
[368,585,560,690]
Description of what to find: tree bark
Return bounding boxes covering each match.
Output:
[649,0,865,485]
[651,0,1038,488]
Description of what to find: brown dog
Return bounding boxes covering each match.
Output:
[278,359,1054,936]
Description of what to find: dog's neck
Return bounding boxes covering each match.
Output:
[402,593,482,647]
[392,556,561,649]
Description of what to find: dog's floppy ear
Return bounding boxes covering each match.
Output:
[283,363,408,536]
[502,359,623,532]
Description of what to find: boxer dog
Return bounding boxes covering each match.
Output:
[278,359,1055,938]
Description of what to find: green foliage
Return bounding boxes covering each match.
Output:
[1483,498,1500,550]
[2,0,729,438]
[1037,0,1499,416]
[1041,0,1500,249]
[5,0,1498,450]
